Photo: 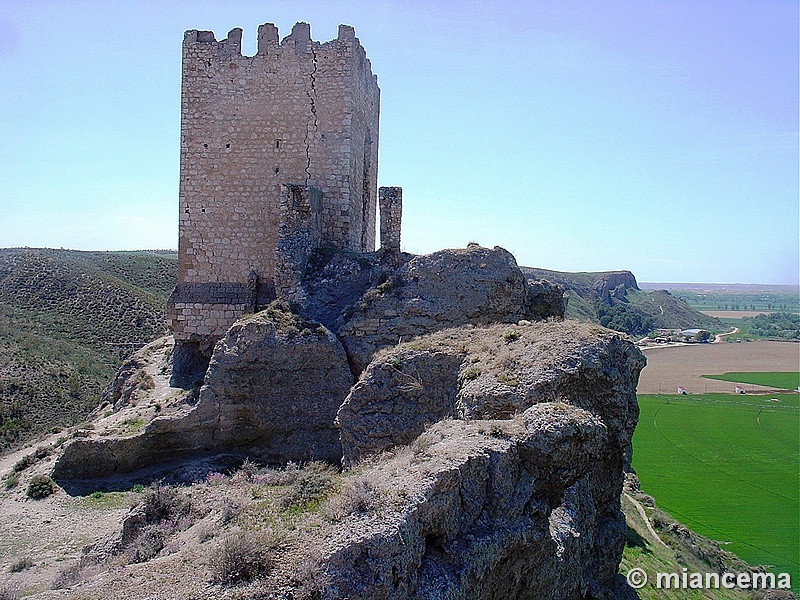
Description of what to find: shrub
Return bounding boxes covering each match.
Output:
[120,482,194,562]
[462,366,481,381]
[27,474,55,499]
[502,330,521,343]
[8,557,33,573]
[13,451,38,473]
[3,472,19,490]
[283,463,336,508]
[51,563,82,590]
[219,498,241,525]
[324,476,381,521]
[139,481,192,525]
[210,530,279,585]
[126,525,165,563]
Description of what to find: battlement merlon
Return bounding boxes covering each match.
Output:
[183,22,371,63]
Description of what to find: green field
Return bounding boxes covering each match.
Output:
[633,392,800,589]
[702,372,800,391]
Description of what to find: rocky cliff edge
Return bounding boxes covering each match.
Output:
[48,244,645,599]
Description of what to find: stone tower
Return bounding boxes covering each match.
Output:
[167,22,381,379]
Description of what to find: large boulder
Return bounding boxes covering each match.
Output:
[53,303,353,480]
[337,320,645,466]
[197,302,353,463]
[335,245,565,373]
[321,402,638,599]
[325,319,644,598]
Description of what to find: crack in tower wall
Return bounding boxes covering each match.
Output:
[305,45,318,187]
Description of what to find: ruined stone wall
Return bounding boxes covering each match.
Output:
[168,22,380,345]
[379,186,402,255]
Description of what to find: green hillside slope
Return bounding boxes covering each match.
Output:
[522,266,720,334]
[0,248,176,451]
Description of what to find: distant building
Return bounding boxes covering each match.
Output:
[735,386,746,394]
[680,328,710,342]
[677,386,688,395]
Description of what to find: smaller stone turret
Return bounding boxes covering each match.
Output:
[379,186,403,262]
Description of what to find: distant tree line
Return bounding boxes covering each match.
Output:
[742,312,800,340]
[596,302,654,337]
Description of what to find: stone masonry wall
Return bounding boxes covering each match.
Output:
[274,184,323,303]
[168,22,380,344]
[379,186,402,255]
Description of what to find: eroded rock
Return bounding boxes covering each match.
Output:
[334,245,565,373]
[322,401,636,599]
[53,303,352,480]
[337,320,645,466]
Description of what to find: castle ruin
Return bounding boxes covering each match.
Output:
[167,22,401,378]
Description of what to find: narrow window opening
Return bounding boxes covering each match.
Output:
[274,166,280,175]
[274,139,281,149]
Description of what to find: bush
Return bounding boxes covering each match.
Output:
[210,531,278,585]
[324,476,381,521]
[3,472,19,490]
[8,557,33,573]
[51,564,82,590]
[462,366,481,381]
[27,474,55,499]
[12,446,48,473]
[139,482,192,525]
[126,525,165,563]
[283,463,335,508]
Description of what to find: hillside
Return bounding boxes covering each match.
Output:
[0,248,176,451]
[522,266,720,335]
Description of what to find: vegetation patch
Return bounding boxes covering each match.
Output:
[633,393,799,588]
[210,529,281,586]
[702,372,800,391]
[26,474,56,499]
[739,313,800,340]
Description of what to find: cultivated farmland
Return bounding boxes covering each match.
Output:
[637,341,800,394]
[633,392,799,589]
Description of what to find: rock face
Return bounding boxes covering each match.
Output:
[197,303,353,463]
[338,320,643,465]
[53,303,353,479]
[327,320,645,599]
[322,401,641,598]
[50,243,644,598]
[593,270,639,304]
[333,245,565,373]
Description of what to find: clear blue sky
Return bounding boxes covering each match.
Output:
[1,0,797,284]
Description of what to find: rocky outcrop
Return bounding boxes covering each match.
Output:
[49,243,643,599]
[326,320,645,598]
[338,320,644,465]
[197,302,353,463]
[334,245,565,373]
[53,302,353,479]
[593,271,638,305]
[322,401,641,598]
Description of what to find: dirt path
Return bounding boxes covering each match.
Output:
[714,326,739,343]
[637,341,799,394]
[623,492,667,548]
